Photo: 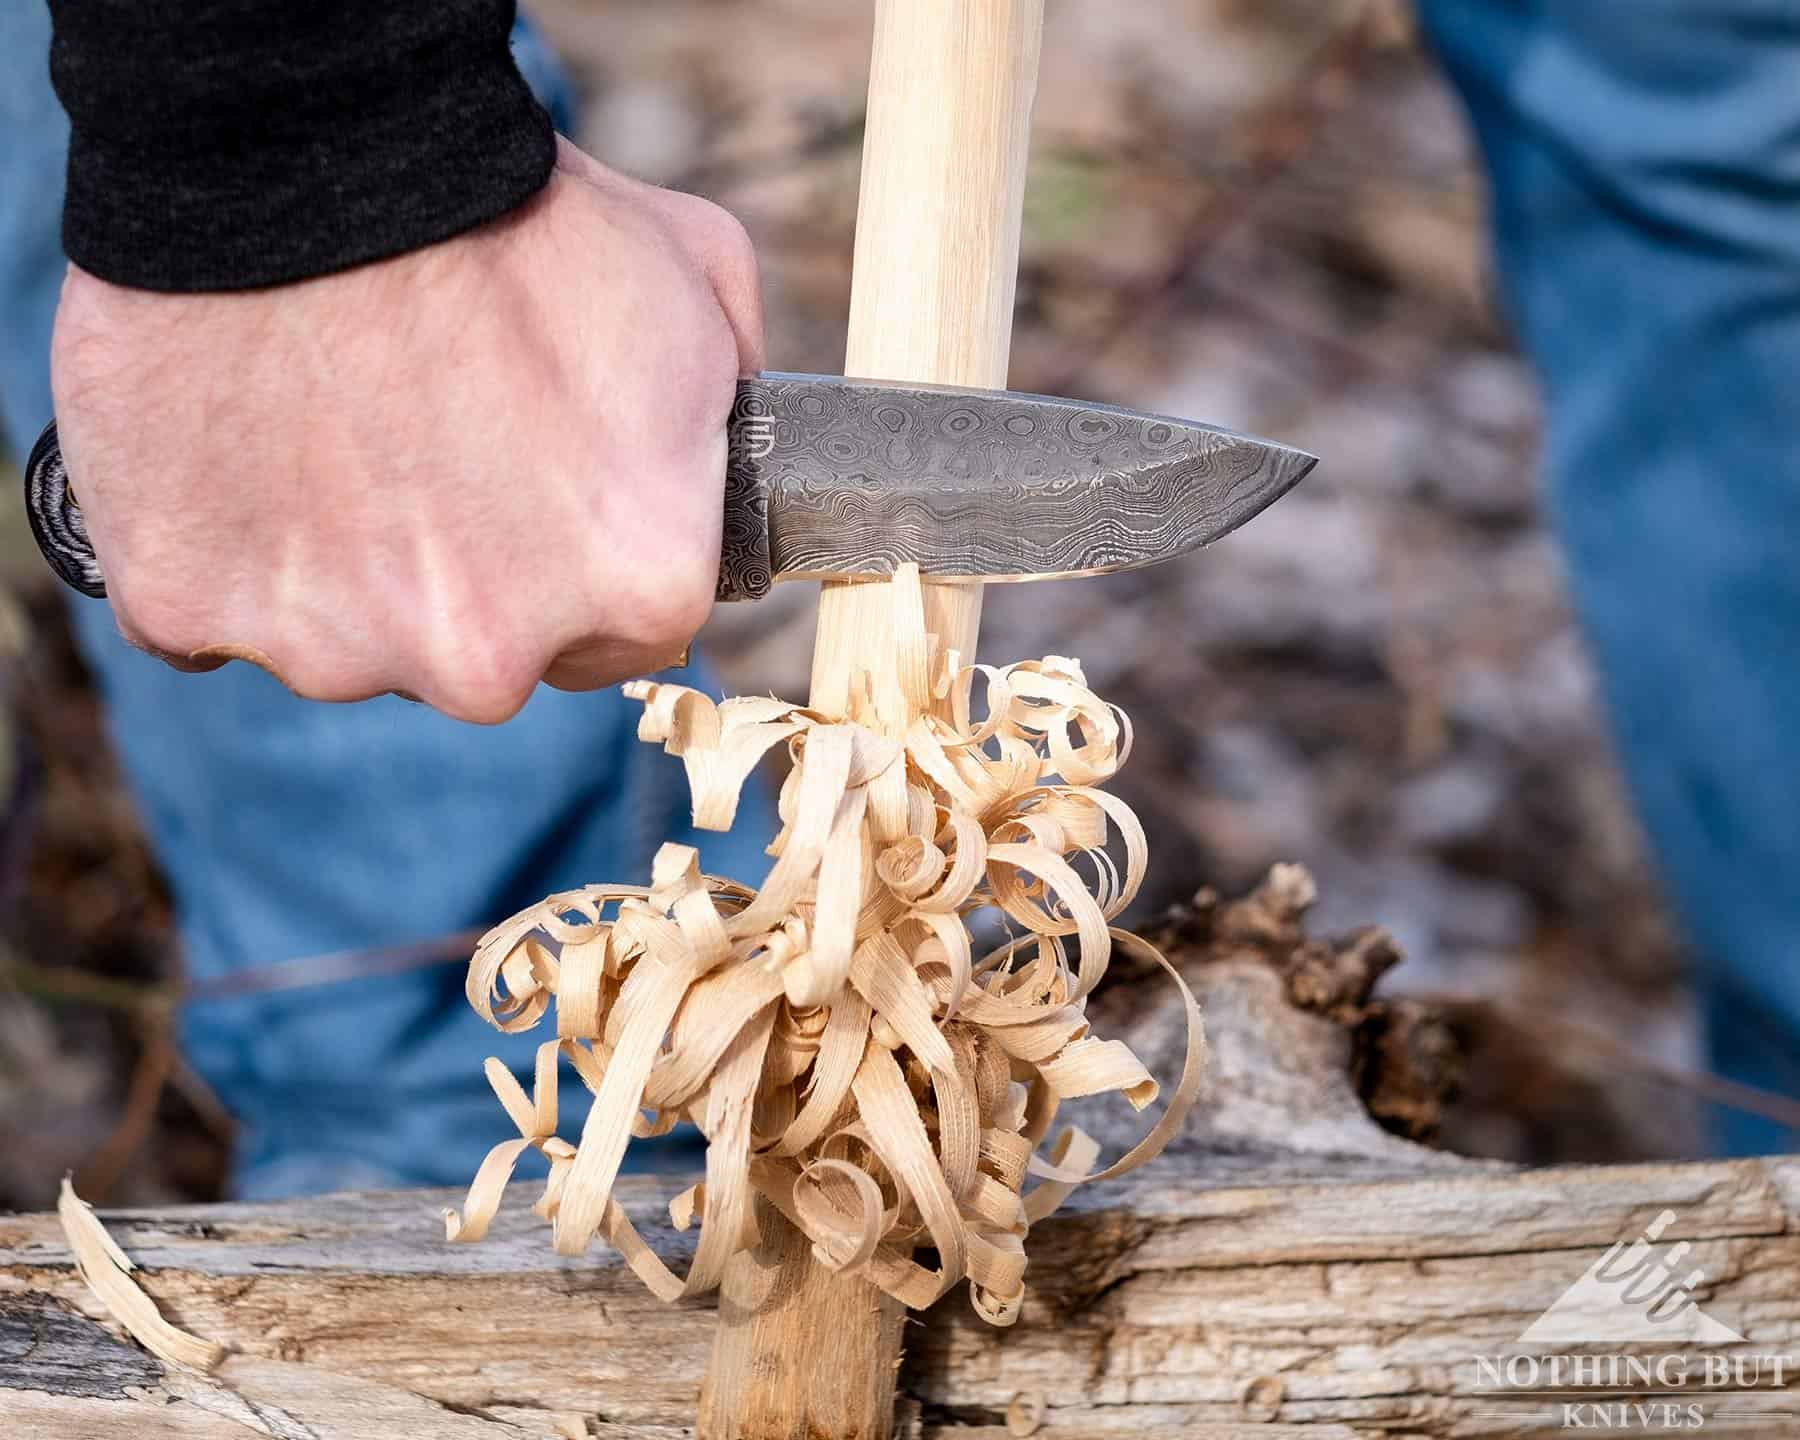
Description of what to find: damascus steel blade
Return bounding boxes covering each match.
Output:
[29,377,1315,607]
[715,373,1316,602]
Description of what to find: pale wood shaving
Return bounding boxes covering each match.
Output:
[447,565,1206,1324]
[57,1176,226,1371]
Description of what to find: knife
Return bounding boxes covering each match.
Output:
[23,372,1316,603]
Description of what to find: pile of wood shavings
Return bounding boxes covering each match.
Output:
[447,566,1204,1324]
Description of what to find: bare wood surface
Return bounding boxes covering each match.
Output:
[807,0,1045,718]
[842,0,1040,388]
[702,1197,905,1440]
[705,2,1047,1437]
[4,1150,1797,1437]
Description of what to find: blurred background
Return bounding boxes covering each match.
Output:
[0,0,1753,1209]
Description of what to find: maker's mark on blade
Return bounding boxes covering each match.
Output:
[716,384,777,602]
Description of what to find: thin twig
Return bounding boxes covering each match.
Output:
[75,1011,175,1203]
[165,1051,238,1146]
[1410,991,1800,1134]
[0,948,179,1012]
[0,926,482,1016]
[184,928,483,1001]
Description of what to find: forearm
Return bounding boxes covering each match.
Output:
[48,0,555,291]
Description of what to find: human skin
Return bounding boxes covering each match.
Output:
[49,137,764,723]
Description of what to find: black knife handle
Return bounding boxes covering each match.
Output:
[25,421,106,599]
[22,381,780,608]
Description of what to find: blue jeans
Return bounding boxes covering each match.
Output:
[1418,0,1800,1152]
[6,4,1797,1171]
[0,2,773,1197]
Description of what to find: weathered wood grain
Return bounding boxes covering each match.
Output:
[5,1153,1797,1437]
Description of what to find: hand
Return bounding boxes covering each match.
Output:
[49,138,763,723]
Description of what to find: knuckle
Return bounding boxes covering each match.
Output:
[107,607,157,659]
[669,191,753,260]
[668,194,762,320]
[433,682,534,727]
[424,632,540,726]
[631,564,715,655]
[706,206,759,280]
[277,657,381,705]
[107,583,209,661]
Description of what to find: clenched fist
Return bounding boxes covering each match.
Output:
[50,138,763,723]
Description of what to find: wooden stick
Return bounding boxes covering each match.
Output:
[699,2,1043,1435]
[808,0,1045,721]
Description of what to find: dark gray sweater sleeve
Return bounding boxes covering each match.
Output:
[48,0,557,292]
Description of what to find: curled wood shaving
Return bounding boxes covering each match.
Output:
[448,565,1205,1324]
[58,1176,226,1371]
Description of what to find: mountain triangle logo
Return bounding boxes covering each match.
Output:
[1517,1209,1744,1346]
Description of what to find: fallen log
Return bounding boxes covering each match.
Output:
[3,875,1796,1437]
[4,1149,1798,1437]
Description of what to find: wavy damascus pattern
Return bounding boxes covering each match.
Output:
[714,373,1316,602]
[29,378,1315,607]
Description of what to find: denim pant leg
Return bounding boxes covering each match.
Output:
[0,2,775,1196]
[1420,0,1800,1152]
[0,1,65,459]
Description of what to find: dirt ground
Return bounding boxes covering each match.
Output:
[0,0,1745,1211]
